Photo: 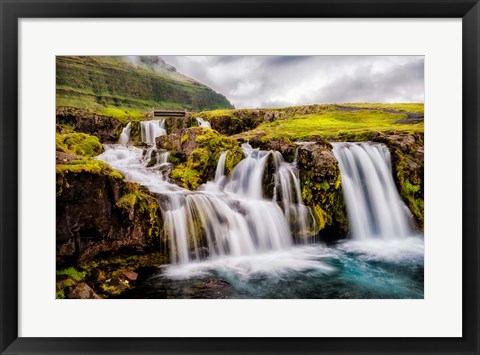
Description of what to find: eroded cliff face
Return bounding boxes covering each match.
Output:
[373,132,424,230]
[56,107,123,143]
[56,159,162,267]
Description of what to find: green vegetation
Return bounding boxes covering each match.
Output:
[297,149,348,235]
[393,149,424,229]
[340,102,424,114]
[56,158,123,196]
[57,267,86,281]
[56,158,122,178]
[236,107,423,141]
[56,132,104,157]
[78,253,167,297]
[169,128,244,190]
[56,56,233,117]
[56,267,87,299]
[56,253,168,298]
[116,188,161,238]
[192,104,424,139]
[98,107,145,122]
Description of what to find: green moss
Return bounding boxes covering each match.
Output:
[56,158,124,197]
[116,193,137,209]
[171,164,201,190]
[224,148,243,174]
[170,127,243,190]
[190,148,210,168]
[56,158,120,179]
[311,204,327,230]
[136,192,161,238]
[56,122,75,134]
[56,267,86,281]
[79,252,168,298]
[168,150,183,164]
[56,267,87,299]
[298,150,348,235]
[56,132,104,157]
[392,148,424,229]
[115,187,161,238]
[62,278,77,287]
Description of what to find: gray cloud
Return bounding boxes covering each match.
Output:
[161,56,424,109]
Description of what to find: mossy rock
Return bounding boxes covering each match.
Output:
[297,142,348,236]
[56,157,163,267]
[163,127,243,190]
[56,132,104,157]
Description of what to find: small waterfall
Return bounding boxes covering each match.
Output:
[225,144,270,199]
[118,122,131,144]
[141,120,167,144]
[97,142,316,264]
[215,151,228,183]
[99,145,172,190]
[332,142,414,240]
[196,117,211,129]
[273,152,315,238]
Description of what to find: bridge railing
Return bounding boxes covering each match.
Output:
[149,109,187,118]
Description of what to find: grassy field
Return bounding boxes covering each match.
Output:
[233,104,424,141]
[339,103,424,114]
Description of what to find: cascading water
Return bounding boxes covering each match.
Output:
[196,117,211,129]
[272,151,316,239]
[215,151,228,183]
[118,122,131,144]
[332,142,414,240]
[97,142,314,264]
[96,141,423,299]
[141,120,167,144]
[225,144,270,199]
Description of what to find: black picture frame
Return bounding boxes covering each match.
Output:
[1,1,479,354]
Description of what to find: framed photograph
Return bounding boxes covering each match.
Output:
[1,0,479,354]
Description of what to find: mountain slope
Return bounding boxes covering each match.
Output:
[56,56,233,114]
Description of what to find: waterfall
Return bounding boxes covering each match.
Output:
[332,142,414,240]
[196,117,211,129]
[141,120,167,144]
[97,143,315,264]
[272,151,315,238]
[215,151,228,183]
[225,144,270,199]
[118,122,131,144]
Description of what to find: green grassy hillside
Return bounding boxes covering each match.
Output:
[195,103,424,141]
[56,56,233,116]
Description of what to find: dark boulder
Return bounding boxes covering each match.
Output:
[66,282,101,299]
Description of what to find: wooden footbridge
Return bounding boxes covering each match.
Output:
[149,109,187,119]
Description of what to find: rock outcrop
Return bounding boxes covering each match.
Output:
[156,127,243,190]
[373,132,424,229]
[193,109,286,136]
[56,158,162,267]
[56,107,122,143]
[296,142,348,237]
[66,282,101,299]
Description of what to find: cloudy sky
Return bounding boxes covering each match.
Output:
[161,56,424,109]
